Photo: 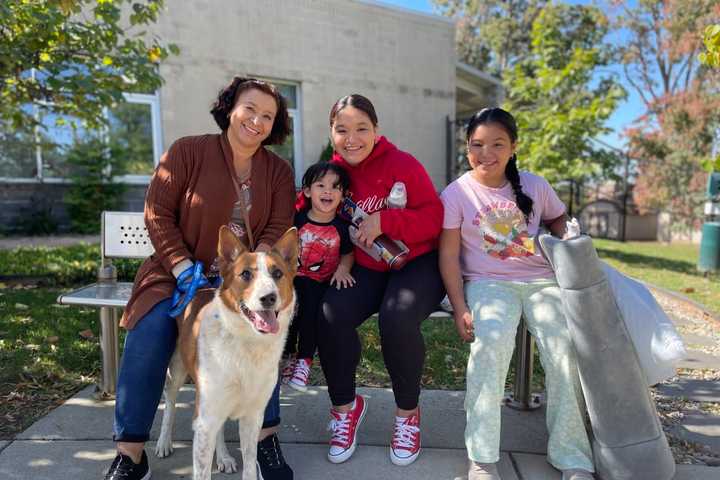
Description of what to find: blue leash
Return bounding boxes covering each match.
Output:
[168,261,220,318]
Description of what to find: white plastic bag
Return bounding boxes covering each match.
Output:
[601,262,687,386]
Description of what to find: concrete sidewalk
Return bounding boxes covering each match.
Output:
[0,385,717,480]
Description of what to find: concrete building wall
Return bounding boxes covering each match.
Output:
[152,0,456,187]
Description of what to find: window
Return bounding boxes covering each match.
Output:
[0,104,37,178]
[0,93,162,183]
[265,81,303,186]
[108,93,163,182]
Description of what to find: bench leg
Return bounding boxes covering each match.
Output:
[505,317,541,411]
[97,306,120,398]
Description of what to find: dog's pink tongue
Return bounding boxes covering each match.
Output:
[255,310,279,334]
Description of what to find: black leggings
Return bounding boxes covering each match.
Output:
[317,250,445,410]
[285,276,328,359]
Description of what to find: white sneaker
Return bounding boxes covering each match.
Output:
[468,461,500,480]
[287,358,312,392]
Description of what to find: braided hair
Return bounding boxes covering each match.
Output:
[466,107,534,223]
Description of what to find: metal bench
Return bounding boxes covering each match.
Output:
[57,211,153,398]
[56,211,538,408]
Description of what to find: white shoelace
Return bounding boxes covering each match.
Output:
[328,413,351,445]
[292,359,310,382]
[393,420,419,449]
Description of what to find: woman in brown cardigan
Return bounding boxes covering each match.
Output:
[104,78,296,480]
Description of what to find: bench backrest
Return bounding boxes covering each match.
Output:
[102,211,155,260]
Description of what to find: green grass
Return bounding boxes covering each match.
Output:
[0,243,140,286]
[593,239,720,315]
[1,239,716,438]
[0,287,101,438]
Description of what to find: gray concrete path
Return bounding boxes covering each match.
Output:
[1,384,718,479]
[1,236,719,477]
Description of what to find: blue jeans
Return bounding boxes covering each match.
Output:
[113,298,281,442]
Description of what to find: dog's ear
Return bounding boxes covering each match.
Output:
[272,227,299,274]
[218,225,247,264]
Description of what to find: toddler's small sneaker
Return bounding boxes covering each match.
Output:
[562,469,595,480]
[390,410,421,466]
[327,395,367,464]
[468,460,500,480]
[287,358,312,392]
[280,355,296,384]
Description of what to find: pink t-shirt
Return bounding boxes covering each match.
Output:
[440,171,566,282]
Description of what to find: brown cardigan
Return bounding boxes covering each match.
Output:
[120,132,296,329]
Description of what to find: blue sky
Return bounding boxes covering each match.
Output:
[381,0,644,150]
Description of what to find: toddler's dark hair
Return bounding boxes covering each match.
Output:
[301,162,351,199]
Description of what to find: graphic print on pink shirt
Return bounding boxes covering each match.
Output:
[473,201,535,260]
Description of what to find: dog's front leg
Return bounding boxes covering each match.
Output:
[215,421,238,473]
[192,414,223,480]
[238,414,264,480]
[156,350,187,458]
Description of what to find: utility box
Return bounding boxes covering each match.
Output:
[698,172,720,273]
[708,171,720,199]
[698,222,720,273]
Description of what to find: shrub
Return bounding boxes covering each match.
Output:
[63,138,126,234]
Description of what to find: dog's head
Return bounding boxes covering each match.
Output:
[216,226,298,335]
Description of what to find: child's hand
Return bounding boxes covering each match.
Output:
[454,308,474,342]
[330,268,356,289]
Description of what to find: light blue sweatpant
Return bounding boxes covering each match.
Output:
[464,278,594,472]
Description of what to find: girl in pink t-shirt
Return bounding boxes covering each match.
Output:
[439,108,594,480]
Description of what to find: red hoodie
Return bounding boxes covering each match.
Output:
[329,136,443,272]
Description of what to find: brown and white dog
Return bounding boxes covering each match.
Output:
[155,226,298,480]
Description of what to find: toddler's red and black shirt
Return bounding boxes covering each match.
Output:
[295,210,352,282]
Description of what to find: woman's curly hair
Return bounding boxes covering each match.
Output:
[210,77,291,146]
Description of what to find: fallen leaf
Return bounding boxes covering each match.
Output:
[78,329,95,340]
[682,287,695,294]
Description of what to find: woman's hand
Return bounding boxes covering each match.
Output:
[356,212,382,248]
[330,266,356,289]
[454,308,475,342]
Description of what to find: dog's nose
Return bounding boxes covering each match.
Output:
[260,292,277,309]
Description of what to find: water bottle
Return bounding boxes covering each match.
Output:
[387,181,407,209]
[342,196,410,270]
[349,225,409,270]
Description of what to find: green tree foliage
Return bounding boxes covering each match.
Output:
[63,136,126,233]
[432,0,547,75]
[0,0,178,132]
[699,24,720,67]
[502,4,625,184]
[614,0,720,231]
[318,140,334,163]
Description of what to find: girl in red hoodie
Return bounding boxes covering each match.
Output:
[318,94,445,467]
